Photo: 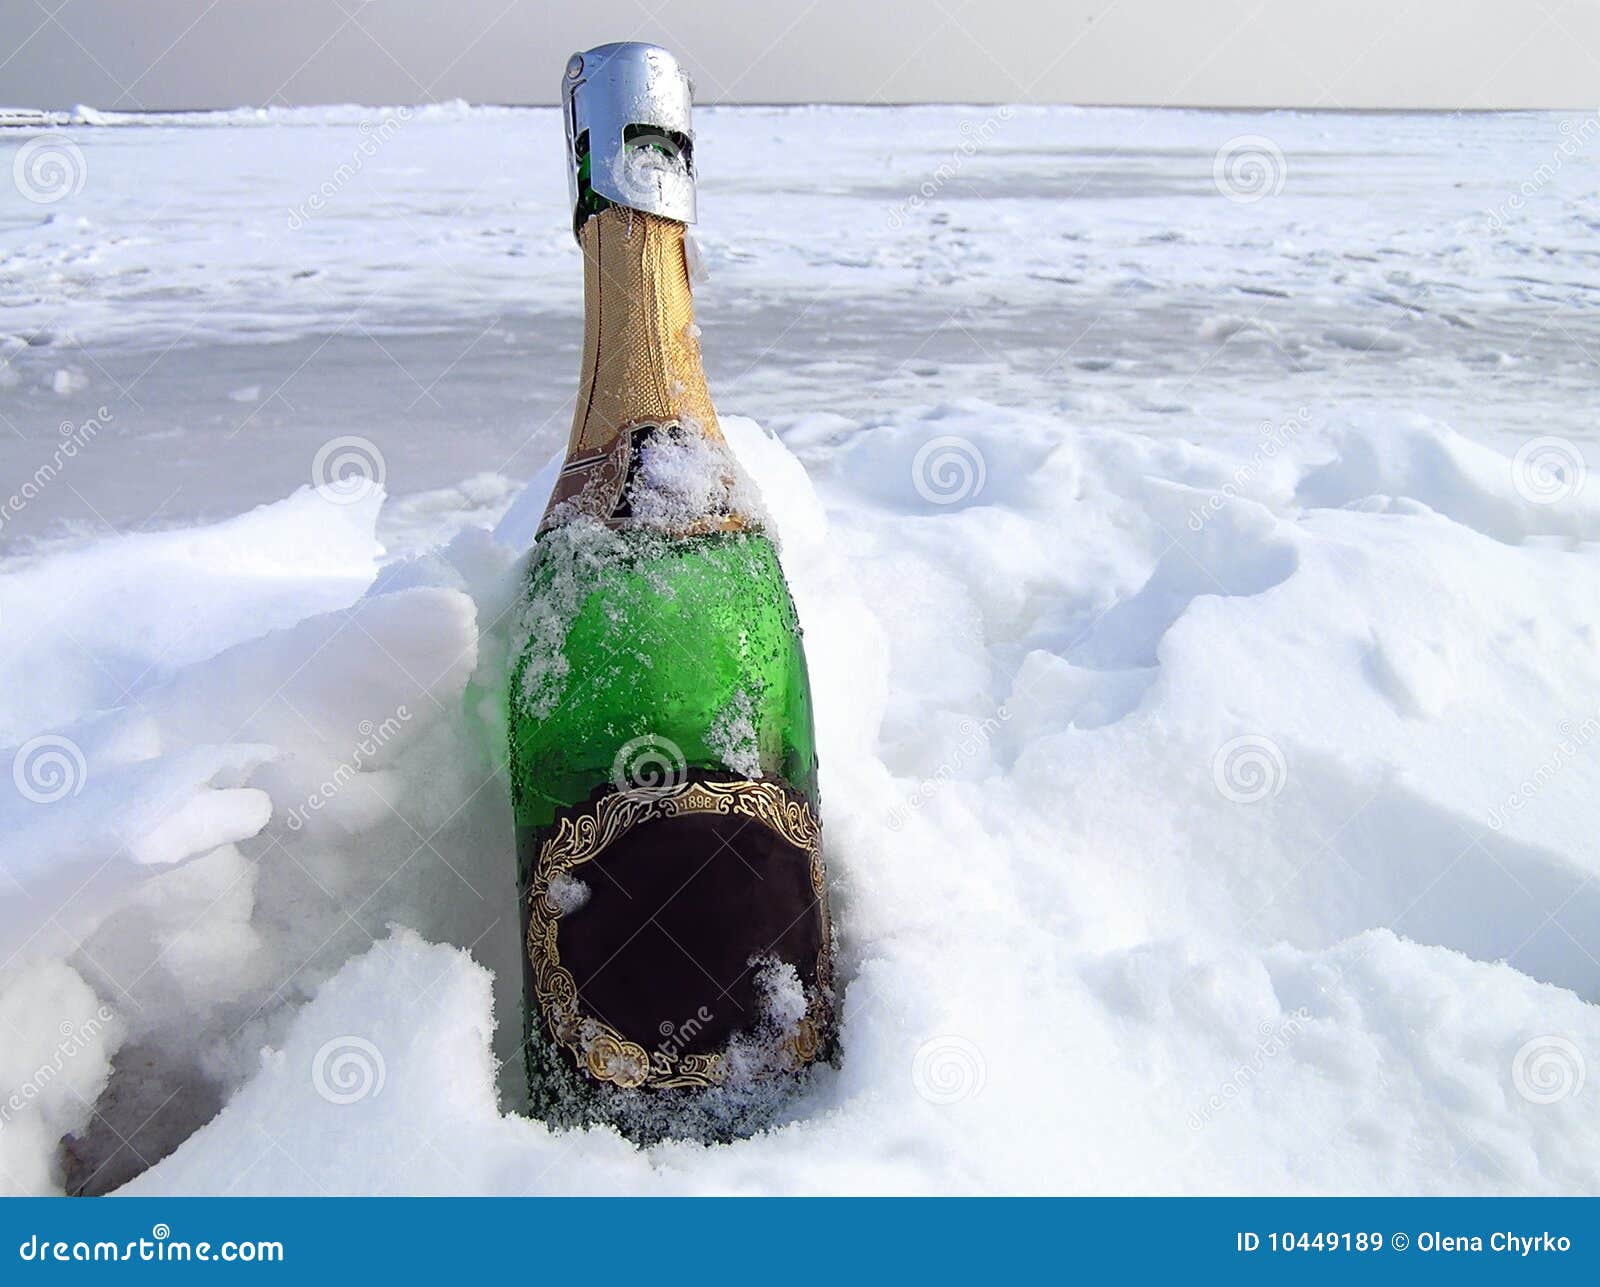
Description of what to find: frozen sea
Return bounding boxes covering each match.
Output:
[1,104,1598,1195]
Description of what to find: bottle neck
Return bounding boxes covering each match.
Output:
[542,207,724,531]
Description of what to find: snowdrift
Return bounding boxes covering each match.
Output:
[1,408,1596,1195]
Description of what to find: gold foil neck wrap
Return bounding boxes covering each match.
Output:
[542,207,748,534]
[570,208,721,455]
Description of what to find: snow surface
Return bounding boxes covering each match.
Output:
[0,104,1598,1195]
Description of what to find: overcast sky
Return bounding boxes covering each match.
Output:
[3,0,1598,110]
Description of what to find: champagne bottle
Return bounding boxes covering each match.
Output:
[506,42,834,1141]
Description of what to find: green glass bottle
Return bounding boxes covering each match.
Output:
[506,42,834,1142]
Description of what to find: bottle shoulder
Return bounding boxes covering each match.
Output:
[506,525,817,829]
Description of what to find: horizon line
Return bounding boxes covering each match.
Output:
[0,99,1589,117]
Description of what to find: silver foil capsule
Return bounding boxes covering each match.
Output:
[562,42,696,240]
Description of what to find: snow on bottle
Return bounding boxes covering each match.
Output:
[506,42,835,1141]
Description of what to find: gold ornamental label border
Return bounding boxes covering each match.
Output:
[526,777,831,1091]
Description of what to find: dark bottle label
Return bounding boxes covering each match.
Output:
[521,772,833,1091]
